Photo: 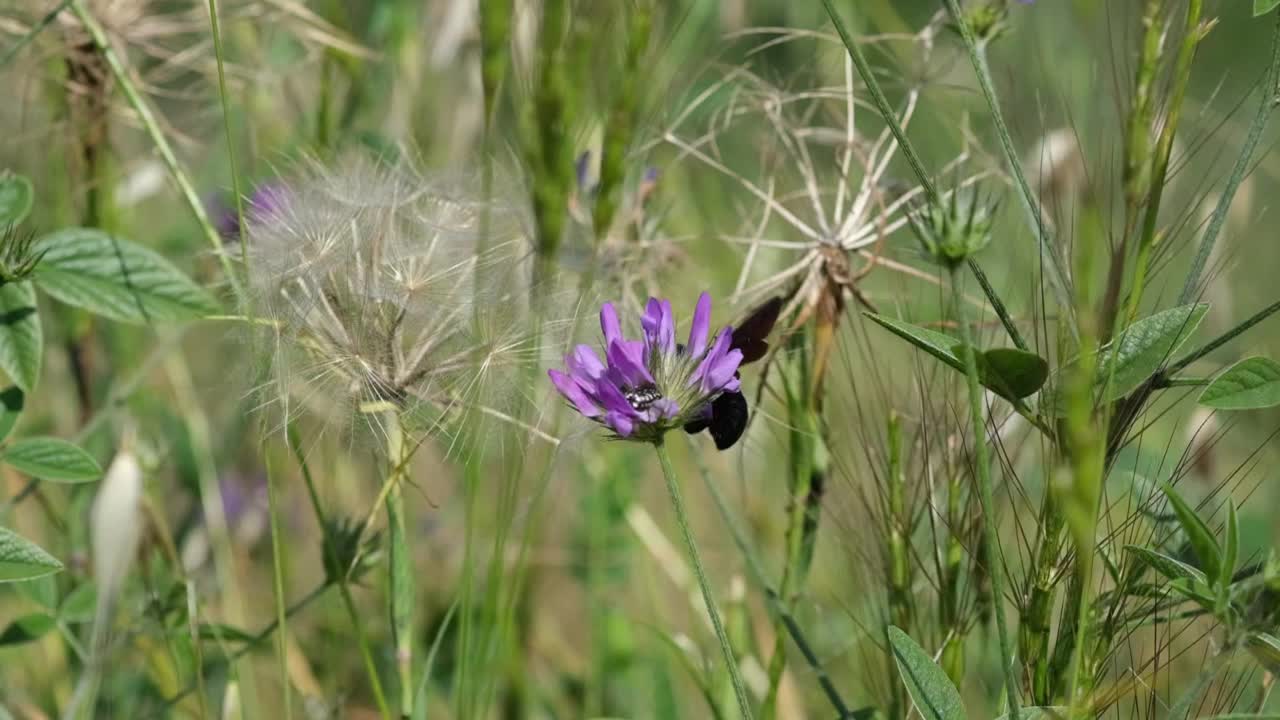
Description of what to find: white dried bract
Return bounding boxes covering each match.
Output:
[660,21,978,323]
[244,153,536,432]
[91,449,144,603]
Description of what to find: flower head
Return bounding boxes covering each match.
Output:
[244,153,536,433]
[550,293,749,446]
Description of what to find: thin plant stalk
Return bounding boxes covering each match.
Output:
[164,352,259,711]
[287,426,392,720]
[263,451,293,719]
[950,269,1021,719]
[763,345,821,719]
[689,437,858,719]
[1181,8,1280,305]
[1123,0,1203,328]
[937,0,1074,328]
[67,0,244,298]
[383,410,415,718]
[820,0,1039,351]
[654,438,755,720]
[206,0,249,275]
[156,582,332,716]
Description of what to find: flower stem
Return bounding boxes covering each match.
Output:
[384,411,415,718]
[653,439,755,720]
[264,451,293,719]
[287,424,391,720]
[950,268,1021,719]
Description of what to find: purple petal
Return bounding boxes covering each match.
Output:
[566,344,606,380]
[651,398,680,421]
[687,292,712,358]
[607,339,654,386]
[597,380,640,418]
[605,411,635,437]
[549,369,602,417]
[691,328,744,393]
[641,298,676,356]
[600,303,622,346]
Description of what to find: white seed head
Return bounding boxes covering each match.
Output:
[244,153,537,432]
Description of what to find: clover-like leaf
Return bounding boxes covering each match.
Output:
[0,526,62,583]
[1199,357,1280,410]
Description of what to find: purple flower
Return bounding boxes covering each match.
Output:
[549,293,748,445]
[213,182,290,240]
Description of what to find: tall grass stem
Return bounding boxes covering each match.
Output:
[654,439,755,720]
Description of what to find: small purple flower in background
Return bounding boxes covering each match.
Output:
[213,182,290,241]
[549,293,757,448]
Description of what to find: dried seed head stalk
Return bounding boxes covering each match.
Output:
[660,22,984,332]
[244,153,539,438]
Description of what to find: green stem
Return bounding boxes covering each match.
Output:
[154,584,331,716]
[0,0,74,67]
[1181,8,1280,305]
[1166,298,1280,376]
[951,268,1021,719]
[264,451,293,718]
[654,439,755,720]
[821,0,1040,352]
[68,0,244,299]
[690,438,859,719]
[938,1,1074,329]
[206,0,248,275]
[384,411,415,718]
[288,424,392,720]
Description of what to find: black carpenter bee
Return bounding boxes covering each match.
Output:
[683,296,782,450]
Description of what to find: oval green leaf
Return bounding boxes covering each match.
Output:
[0,613,55,647]
[1,437,102,483]
[888,626,967,720]
[1198,357,1280,410]
[32,228,220,324]
[0,526,62,583]
[0,281,41,392]
[980,348,1050,398]
[866,313,1047,402]
[1256,0,1280,17]
[1097,304,1208,400]
[0,174,33,227]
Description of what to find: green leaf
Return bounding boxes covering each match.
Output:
[0,612,55,646]
[888,626,967,720]
[0,437,102,483]
[1159,482,1222,583]
[1198,357,1280,410]
[0,281,41,392]
[865,314,1049,401]
[197,622,259,644]
[994,708,1068,720]
[866,313,965,371]
[1123,545,1208,585]
[1256,0,1280,17]
[0,174,33,227]
[1097,304,1207,400]
[978,348,1050,398]
[59,581,97,623]
[0,386,23,443]
[1247,632,1280,673]
[32,228,220,324]
[0,526,62,583]
[16,574,57,609]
